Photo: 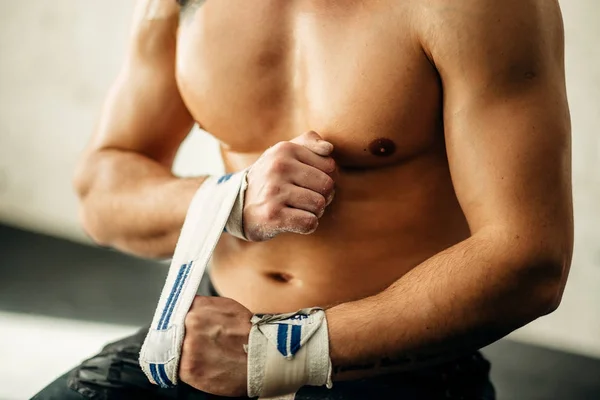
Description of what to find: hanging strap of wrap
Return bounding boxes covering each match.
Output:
[138,170,248,387]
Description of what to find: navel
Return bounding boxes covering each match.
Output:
[368,138,396,157]
[267,272,294,284]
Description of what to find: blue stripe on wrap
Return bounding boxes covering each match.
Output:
[157,263,188,330]
[290,325,302,356]
[150,363,163,387]
[159,261,192,330]
[217,174,233,184]
[277,324,289,357]
[157,364,174,388]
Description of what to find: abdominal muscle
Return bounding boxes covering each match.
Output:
[209,148,471,314]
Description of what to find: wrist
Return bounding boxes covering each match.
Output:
[174,176,210,219]
[247,308,333,397]
[325,306,352,367]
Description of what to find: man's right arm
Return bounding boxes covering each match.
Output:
[74,1,199,258]
[75,1,337,259]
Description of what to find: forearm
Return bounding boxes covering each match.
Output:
[326,227,567,380]
[75,148,206,258]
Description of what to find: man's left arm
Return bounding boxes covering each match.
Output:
[326,0,573,379]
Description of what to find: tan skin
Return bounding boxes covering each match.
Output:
[75,0,573,396]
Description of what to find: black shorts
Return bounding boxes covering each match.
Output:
[32,272,495,400]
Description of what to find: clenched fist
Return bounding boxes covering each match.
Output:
[179,296,252,397]
[243,131,336,242]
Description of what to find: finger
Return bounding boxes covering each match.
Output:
[284,185,327,217]
[290,131,334,157]
[292,144,337,175]
[278,207,319,235]
[289,161,335,198]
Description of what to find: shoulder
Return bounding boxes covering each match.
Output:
[412,0,565,85]
[413,0,563,33]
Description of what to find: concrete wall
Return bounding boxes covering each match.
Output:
[1,1,599,357]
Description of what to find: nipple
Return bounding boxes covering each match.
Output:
[368,138,396,157]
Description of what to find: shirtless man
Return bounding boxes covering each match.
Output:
[33,0,573,399]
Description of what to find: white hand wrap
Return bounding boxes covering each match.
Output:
[139,169,249,387]
[247,308,333,399]
[139,168,333,397]
[224,170,249,240]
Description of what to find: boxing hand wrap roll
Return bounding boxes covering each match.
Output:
[139,169,249,387]
[247,308,333,399]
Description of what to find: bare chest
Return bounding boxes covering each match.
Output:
[176,1,442,167]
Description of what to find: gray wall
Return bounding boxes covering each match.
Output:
[0,1,599,357]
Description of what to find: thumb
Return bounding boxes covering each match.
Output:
[290,131,334,157]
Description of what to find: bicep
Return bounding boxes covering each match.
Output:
[424,0,572,237]
[90,0,194,167]
[445,82,571,236]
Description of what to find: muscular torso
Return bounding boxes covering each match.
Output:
[176,1,469,313]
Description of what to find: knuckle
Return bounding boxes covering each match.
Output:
[192,295,209,309]
[264,183,282,197]
[273,141,294,154]
[185,298,210,327]
[303,130,318,140]
[180,359,201,380]
[184,312,199,330]
[269,157,289,174]
[262,204,280,221]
